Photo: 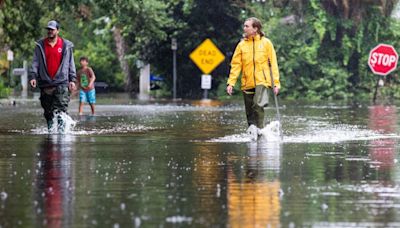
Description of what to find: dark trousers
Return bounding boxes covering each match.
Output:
[40,86,70,128]
[243,90,264,128]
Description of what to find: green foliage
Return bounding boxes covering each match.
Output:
[73,34,123,89]
[245,1,400,101]
[96,0,176,61]
[1,0,400,100]
[0,80,11,98]
[148,0,243,98]
[0,0,43,58]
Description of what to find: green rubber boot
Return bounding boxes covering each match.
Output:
[47,120,54,133]
[57,115,65,134]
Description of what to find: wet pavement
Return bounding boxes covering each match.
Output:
[1,96,400,227]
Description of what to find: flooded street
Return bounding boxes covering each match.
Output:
[1,96,400,227]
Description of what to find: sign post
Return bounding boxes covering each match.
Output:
[368,44,399,102]
[189,38,225,99]
[7,50,13,87]
[12,61,28,98]
[201,74,212,98]
[171,38,178,100]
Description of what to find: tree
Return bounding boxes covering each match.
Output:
[0,0,44,59]
[320,0,399,88]
[149,0,244,98]
[246,0,400,100]
[95,0,177,93]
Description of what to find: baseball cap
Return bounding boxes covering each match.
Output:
[46,20,59,30]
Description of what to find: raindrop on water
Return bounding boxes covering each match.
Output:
[134,217,141,227]
[216,184,221,198]
[0,192,8,201]
[321,203,329,212]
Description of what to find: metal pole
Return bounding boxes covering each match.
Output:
[173,50,177,99]
[373,77,379,104]
[268,60,281,122]
[268,59,283,138]
[171,38,177,100]
[203,89,208,99]
[21,61,28,98]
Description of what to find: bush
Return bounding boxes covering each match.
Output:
[0,80,11,98]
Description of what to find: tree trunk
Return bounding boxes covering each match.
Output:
[113,27,134,92]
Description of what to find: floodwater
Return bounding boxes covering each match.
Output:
[1,95,400,227]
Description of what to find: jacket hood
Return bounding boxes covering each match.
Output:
[63,39,74,49]
[36,37,74,49]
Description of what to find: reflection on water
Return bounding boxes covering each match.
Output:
[369,105,397,170]
[227,141,281,228]
[34,135,75,227]
[1,100,400,227]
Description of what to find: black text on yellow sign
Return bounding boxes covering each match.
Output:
[189,39,225,74]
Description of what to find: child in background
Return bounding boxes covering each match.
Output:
[77,56,96,115]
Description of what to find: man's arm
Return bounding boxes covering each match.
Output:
[68,48,77,83]
[68,48,77,91]
[28,46,40,88]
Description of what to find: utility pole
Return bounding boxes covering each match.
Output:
[171,38,177,100]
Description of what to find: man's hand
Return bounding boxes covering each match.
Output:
[226,85,233,95]
[29,79,37,88]
[69,82,76,91]
[273,87,279,96]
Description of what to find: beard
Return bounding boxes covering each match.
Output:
[47,31,57,41]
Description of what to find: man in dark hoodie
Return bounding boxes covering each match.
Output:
[29,20,76,133]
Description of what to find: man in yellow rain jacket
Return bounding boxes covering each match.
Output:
[227,17,281,129]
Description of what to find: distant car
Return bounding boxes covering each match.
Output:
[150,74,164,91]
[94,82,109,93]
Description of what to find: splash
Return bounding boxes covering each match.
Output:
[71,125,157,135]
[259,120,282,142]
[209,119,400,144]
[209,121,282,143]
[15,123,156,136]
[26,112,76,135]
[48,112,76,134]
[284,125,399,143]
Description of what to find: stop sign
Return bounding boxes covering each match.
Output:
[368,44,398,76]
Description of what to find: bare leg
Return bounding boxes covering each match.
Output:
[90,104,95,115]
[79,102,84,115]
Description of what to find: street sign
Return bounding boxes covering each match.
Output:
[201,74,212,89]
[368,44,398,76]
[189,38,225,74]
[171,38,177,50]
[7,50,13,61]
[12,68,25,75]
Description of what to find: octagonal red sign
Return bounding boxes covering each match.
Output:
[368,44,398,76]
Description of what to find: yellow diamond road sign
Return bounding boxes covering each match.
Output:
[189,38,225,74]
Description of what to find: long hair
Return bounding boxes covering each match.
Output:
[245,17,265,37]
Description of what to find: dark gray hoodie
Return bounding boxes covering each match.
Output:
[29,38,76,88]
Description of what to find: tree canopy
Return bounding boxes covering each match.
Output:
[1,0,399,100]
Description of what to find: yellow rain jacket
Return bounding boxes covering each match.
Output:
[227,35,280,90]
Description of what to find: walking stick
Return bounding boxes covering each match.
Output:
[268,59,283,138]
